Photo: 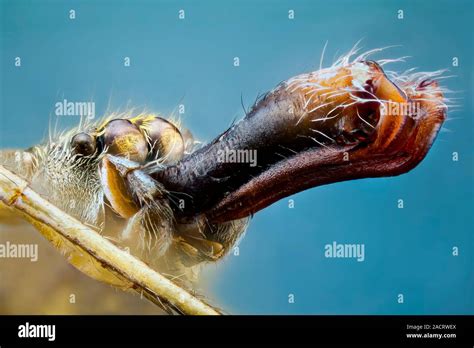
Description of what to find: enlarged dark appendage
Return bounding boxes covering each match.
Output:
[153,60,446,224]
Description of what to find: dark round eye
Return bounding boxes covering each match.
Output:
[71,132,97,156]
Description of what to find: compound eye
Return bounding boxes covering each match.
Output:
[103,119,149,163]
[71,132,97,156]
[139,117,184,164]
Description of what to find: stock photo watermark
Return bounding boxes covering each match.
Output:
[18,322,55,342]
[55,99,95,120]
[380,100,424,119]
[0,241,38,262]
[324,241,365,262]
[216,147,258,167]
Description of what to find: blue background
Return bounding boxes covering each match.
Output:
[1,0,472,314]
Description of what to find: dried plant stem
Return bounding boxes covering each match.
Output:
[0,165,220,315]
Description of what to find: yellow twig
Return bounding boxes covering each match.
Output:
[0,164,220,315]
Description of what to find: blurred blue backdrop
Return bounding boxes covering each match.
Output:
[1,0,472,314]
